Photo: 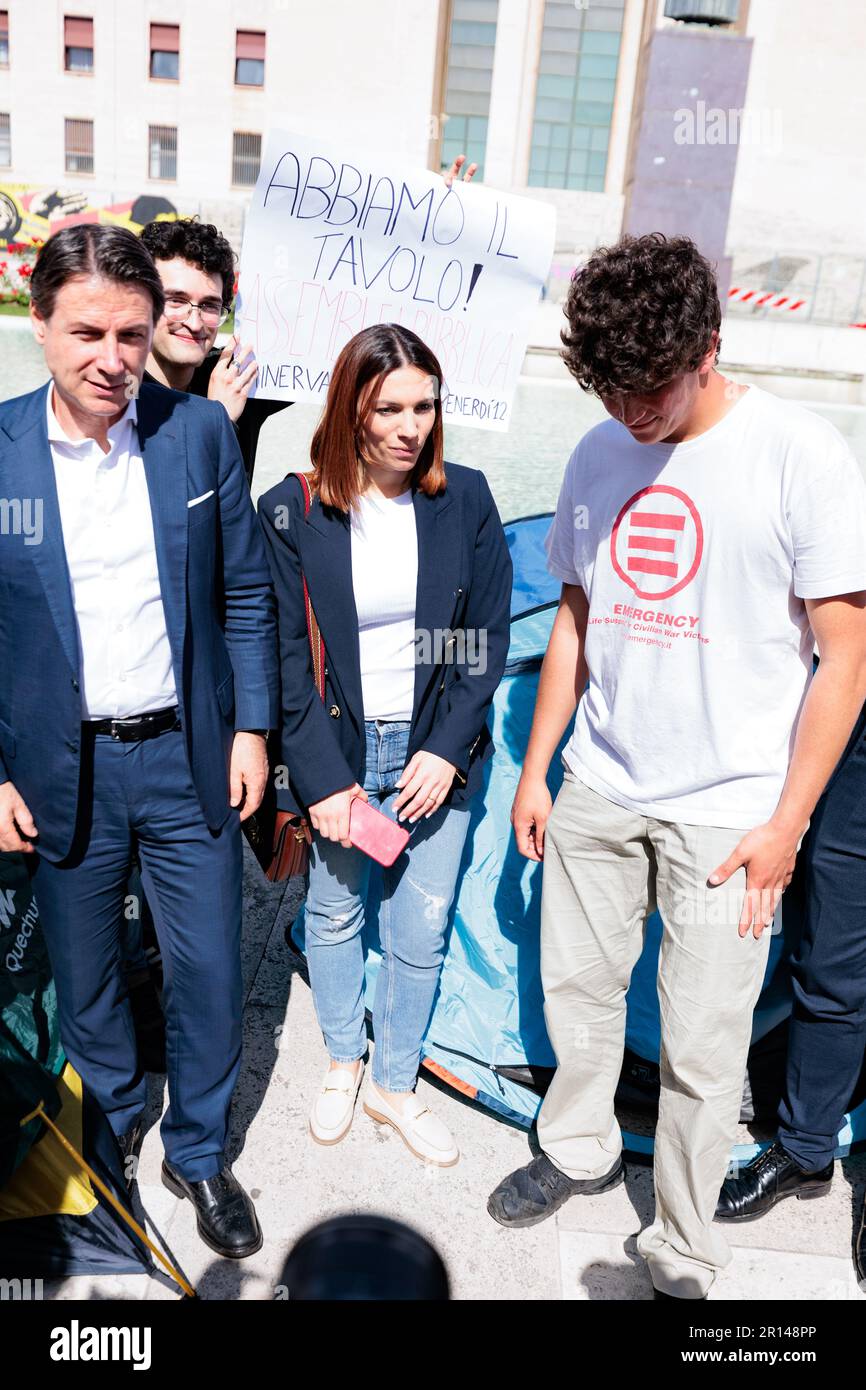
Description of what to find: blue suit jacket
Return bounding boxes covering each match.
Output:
[258,463,512,816]
[0,381,279,862]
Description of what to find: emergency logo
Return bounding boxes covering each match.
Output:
[610,484,703,600]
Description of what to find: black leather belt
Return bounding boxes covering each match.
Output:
[86,707,181,742]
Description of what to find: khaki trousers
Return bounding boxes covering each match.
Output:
[537,772,772,1298]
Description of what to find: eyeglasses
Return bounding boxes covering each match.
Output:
[163,293,229,327]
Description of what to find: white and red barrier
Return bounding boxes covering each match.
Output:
[727,286,807,312]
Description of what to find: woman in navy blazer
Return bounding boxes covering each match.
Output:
[259,324,511,1165]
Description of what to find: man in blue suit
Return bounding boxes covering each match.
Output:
[0,226,278,1258]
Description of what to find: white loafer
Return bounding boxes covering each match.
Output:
[363,1079,459,1167]
[310,1060,365,1145]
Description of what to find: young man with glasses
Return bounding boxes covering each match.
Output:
[139,217,288,487]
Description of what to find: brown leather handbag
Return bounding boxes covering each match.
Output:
[244,472,324,882]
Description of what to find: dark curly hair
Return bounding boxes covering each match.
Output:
[138,217,236,310]
[561,233,721,397]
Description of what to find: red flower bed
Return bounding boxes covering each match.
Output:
[0,243,38,305]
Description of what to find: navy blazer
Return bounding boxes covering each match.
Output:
[258,463,512,816]
[0,381,279,862]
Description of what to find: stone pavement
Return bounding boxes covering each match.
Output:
[41,848,866,1302]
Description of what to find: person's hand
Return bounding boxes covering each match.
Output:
[229,732,269,822]
[308,783,368,847]
[511,773,552,862]
[394,752,457,823]
[207,336,258,423]
[708,819,804,939]
[443,153,478,186]
[0,781,38,853]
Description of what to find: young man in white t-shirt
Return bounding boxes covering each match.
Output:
[486,233,866,1300]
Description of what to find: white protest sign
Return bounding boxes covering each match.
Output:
[236,129,555,431]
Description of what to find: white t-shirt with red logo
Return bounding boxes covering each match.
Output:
[544,385,866,829]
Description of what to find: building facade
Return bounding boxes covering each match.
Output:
[0,0,862,323]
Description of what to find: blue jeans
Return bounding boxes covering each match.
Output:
[298,720,471,1091]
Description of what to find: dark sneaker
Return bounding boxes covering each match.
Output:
[487,1151,624,1229]
[715,1140,833,1222]
[855,1190,865,1284]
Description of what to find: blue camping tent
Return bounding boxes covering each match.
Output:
[294,513,866,1162]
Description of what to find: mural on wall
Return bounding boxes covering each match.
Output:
[0,186,177,246]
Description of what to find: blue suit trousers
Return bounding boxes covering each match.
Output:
[31,725,242,1182]
[778,705,866,1169]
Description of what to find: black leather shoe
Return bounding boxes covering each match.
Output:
[116,1122,144,1191]
[856,1190,866,1284]
[487,1151,624,1228]
[161,1160,263,1259]
[715,1140,833,1222]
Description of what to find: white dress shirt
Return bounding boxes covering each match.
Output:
[47,385,178,719]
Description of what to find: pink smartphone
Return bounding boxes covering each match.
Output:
[349,796,410,866]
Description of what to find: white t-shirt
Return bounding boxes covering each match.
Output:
[350,489,418,721]
[544,386,866,829]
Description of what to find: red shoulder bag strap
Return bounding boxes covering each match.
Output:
[292,472,326,702]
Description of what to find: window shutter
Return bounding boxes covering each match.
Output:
[64,16,93,46]
[150,23,179,51]
[236,30,265,60]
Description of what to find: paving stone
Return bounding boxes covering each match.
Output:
[38,884,866,1302]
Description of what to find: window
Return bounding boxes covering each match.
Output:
[0,11,8,67]
[150,23,179,80]
[235,30,264,86]
[0,113,10,167]
[149,124,177,180]
[64,118,94,174]
[439,0,499,181]
[528,0,625,191]
[232,131,262,187]
[64,15,93,72]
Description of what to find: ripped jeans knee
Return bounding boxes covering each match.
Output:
[304,901,365,945]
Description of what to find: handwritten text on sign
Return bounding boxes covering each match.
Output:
[237,130,555,431]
